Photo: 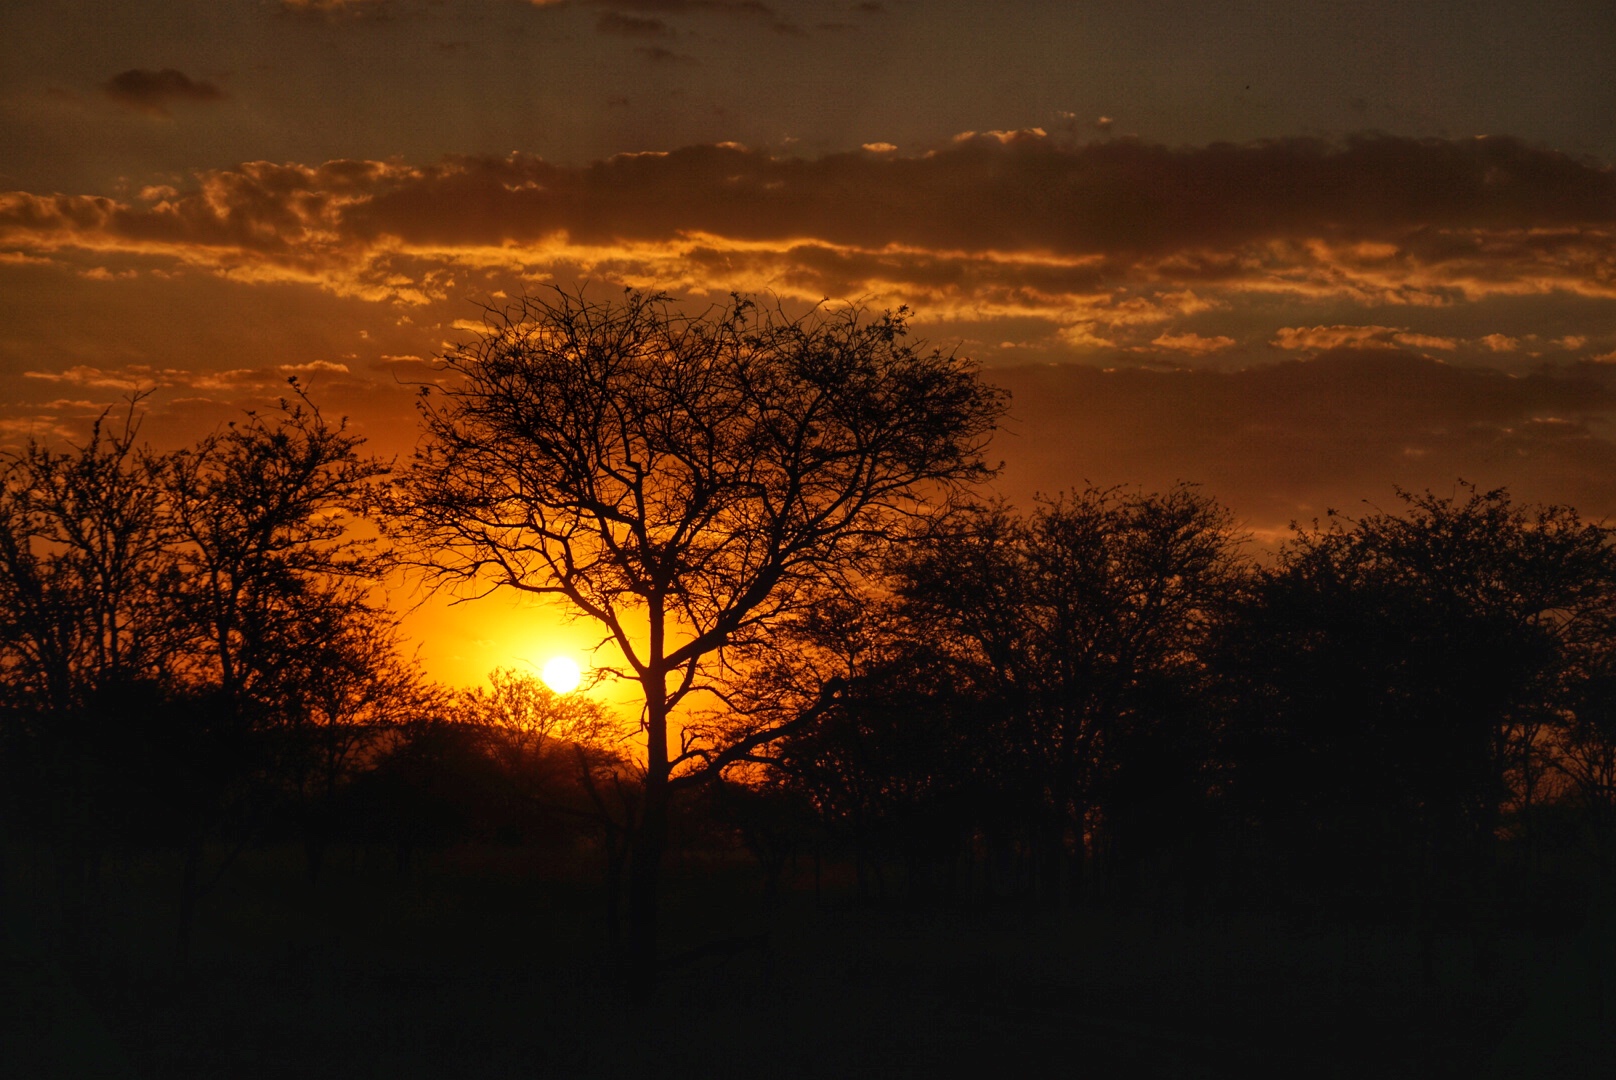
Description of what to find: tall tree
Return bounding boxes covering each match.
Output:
[0,400,178,712]
[164,386,390,712]
[0,402,180,931]
[895,486,1244,900]
[394,287,1005,983]
[158,387,392,961]
[1218,484,1616,923]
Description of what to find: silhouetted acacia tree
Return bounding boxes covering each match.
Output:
[394,287,1005,983]
[1217,485,1616,932]
[0,401,179,711]
[0,402,181,931]
[164,388,390,710]
[896,486,1244,902]
[158,389,392,958]
[0,390,401,956]
[732,587,998,903]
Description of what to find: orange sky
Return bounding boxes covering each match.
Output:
[5,1,1616,689]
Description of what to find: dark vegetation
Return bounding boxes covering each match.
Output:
[3,291,1615,1076]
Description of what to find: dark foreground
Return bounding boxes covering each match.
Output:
[4,845,1613,1079]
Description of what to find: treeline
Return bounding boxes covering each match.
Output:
[4,395,1616,964]
[756,484,1616,946]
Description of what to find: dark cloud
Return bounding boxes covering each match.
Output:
[353,135,1616,257]
[101,69,226,116]
[597,12,673,37]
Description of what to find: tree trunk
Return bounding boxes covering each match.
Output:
[627,775,669,998]
[628,646,672,999]
[603,835,626,942]
[176,838,202,972]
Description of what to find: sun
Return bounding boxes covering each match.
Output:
[541,655,582,694]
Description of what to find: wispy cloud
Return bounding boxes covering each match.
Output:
[23,360,353,393]
[1272,325,1458,352]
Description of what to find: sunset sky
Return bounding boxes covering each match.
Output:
[4,0,1616,685]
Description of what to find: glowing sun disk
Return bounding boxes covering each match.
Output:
[541,655,582,694]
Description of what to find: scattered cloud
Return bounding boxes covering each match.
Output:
[1152,331,1236,355]
[1273,325,1458,352]
[101,69,226,116]
[23,360,353,393]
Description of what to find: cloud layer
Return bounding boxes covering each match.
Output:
[3,134,1611,347]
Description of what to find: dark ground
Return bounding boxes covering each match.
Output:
[3,844,1613,1079]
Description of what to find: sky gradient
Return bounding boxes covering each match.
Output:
[4,0,1615,683]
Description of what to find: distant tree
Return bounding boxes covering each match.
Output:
[453,666,617,776]
[0,401,180,932]
[267,598,433,881]
[0,400,178,712]
[895,486,1245,902]
[163,387,390,711]
[449,667,632,908]
[1217,485,1616,932]
[394,287,1005,983]
[157,388,392,958]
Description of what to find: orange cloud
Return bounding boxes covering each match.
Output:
[1152,331,1236,354]
[1272,325,1458,352]
[23,359,355,393]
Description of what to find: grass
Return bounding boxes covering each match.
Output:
[4,841,1609,1078]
